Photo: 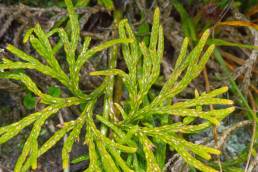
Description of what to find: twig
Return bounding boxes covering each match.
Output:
[163,154,180,171]
[247,153,258,172]
[225,61,258,93]
[232,8,258,94]
[203,67,223,172]
[220,50,258,74]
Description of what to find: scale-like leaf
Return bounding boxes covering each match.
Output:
[0,1,235,172]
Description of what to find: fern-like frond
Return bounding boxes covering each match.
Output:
[0,1,235,171]
[92,7,235,172]
[0,0,131,171]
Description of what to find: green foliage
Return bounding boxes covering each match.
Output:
[92,7,234,172]
[23,92,36,110]
[208,39,258,50]
[97,0,114,10]
[71,154,89,164]
[47,86,61,97]
[172,0,197,41]
[137,22,150,46]
[0,0,234,172]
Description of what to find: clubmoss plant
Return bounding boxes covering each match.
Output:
[0,0,234,172]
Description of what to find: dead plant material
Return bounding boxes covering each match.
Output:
[221,50,258,75]
[224,60,258,94]
[218,120,253,150]
[232,8,258,95]
[0,4,107,46]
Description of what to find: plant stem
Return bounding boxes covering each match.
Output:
[100,9,122,136]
